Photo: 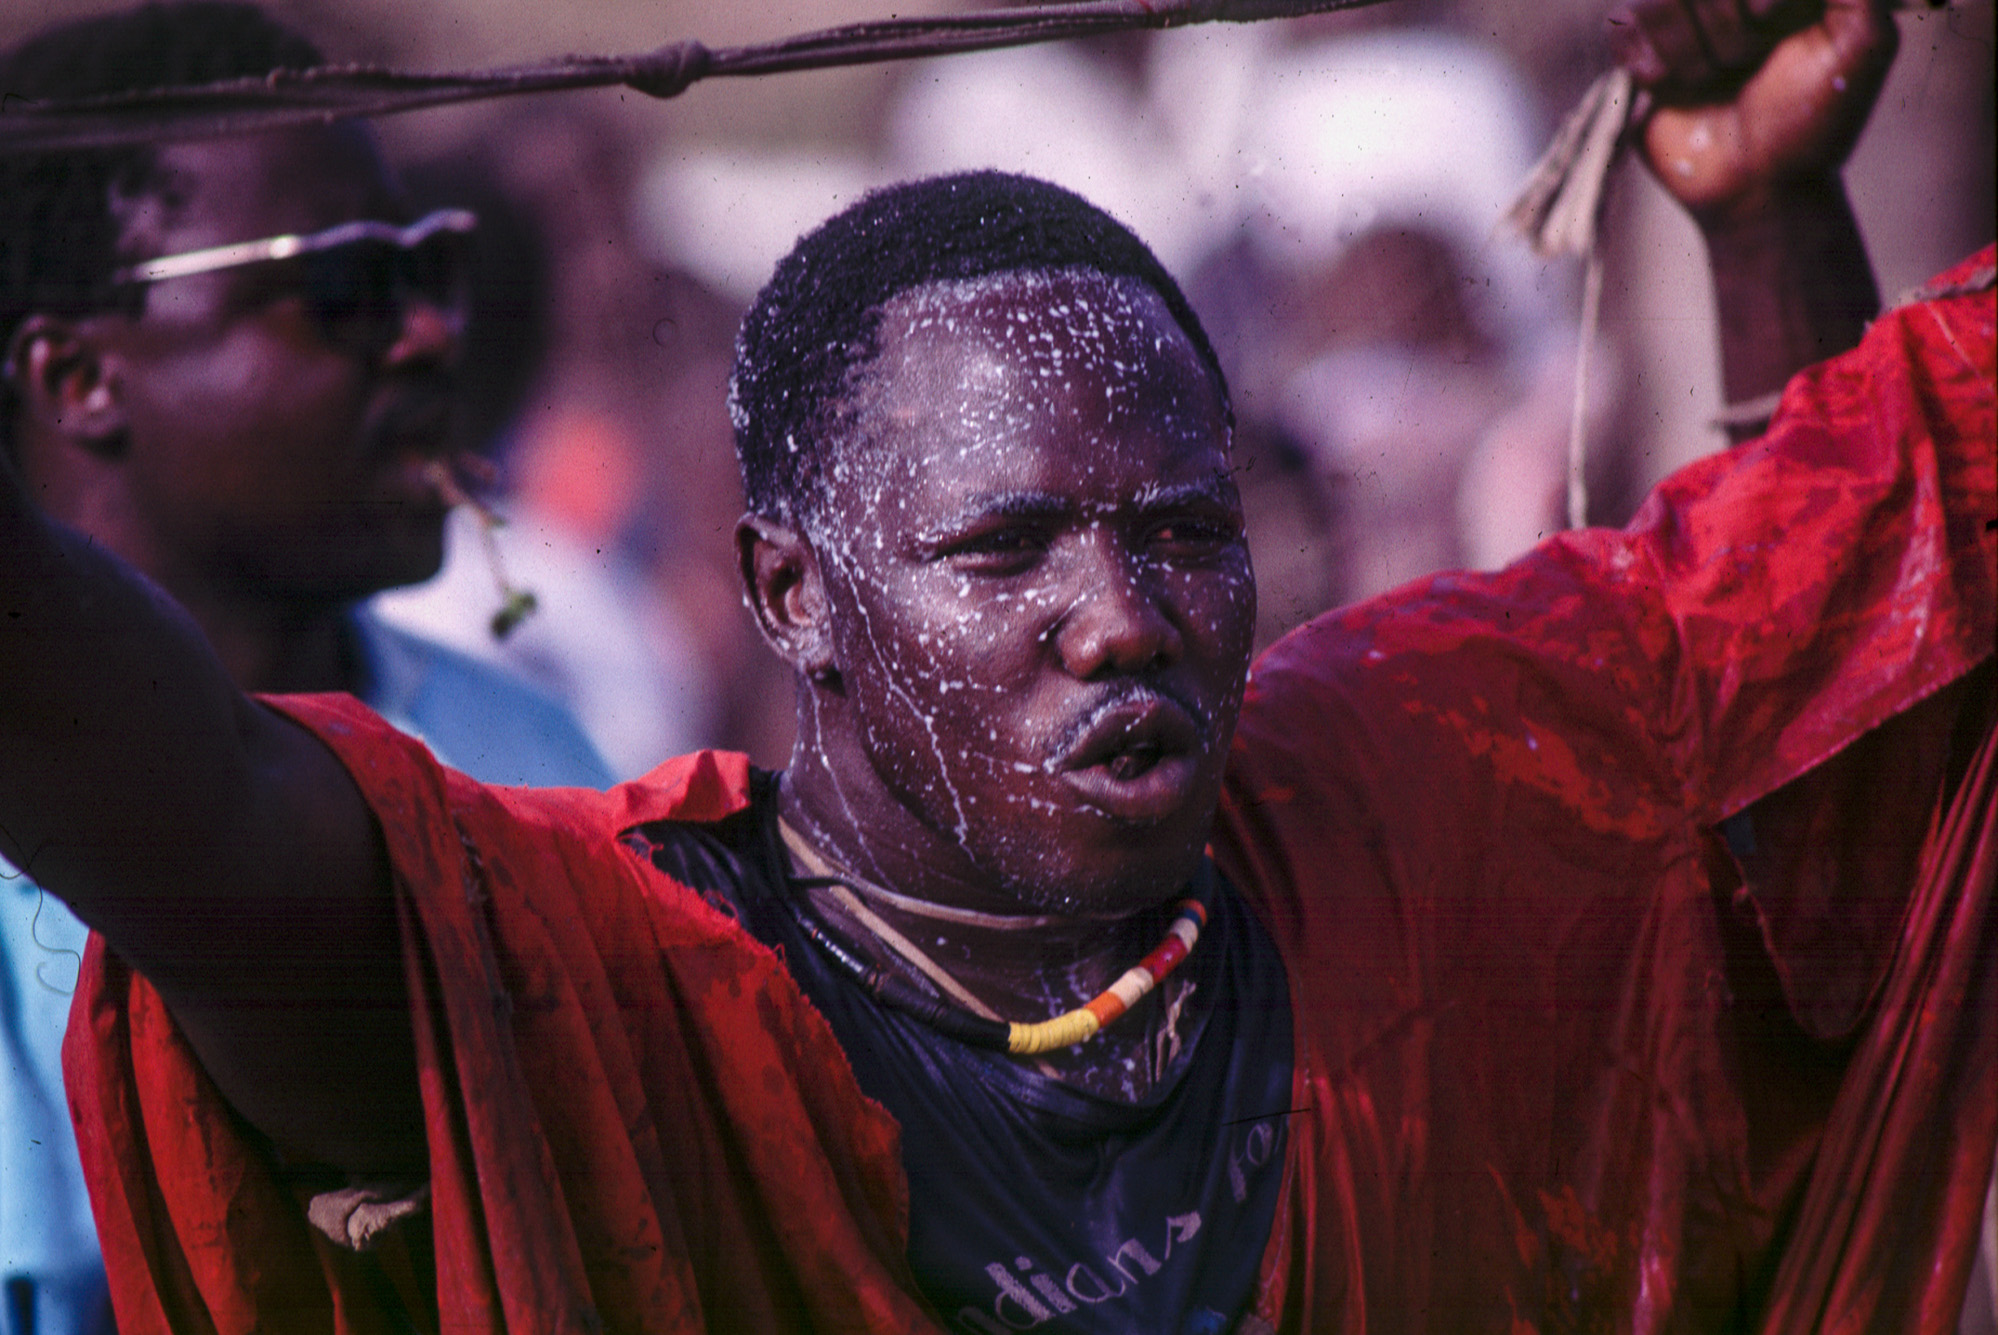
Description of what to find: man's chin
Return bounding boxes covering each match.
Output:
[259,546,447,608]
[341,525,449,593]
[992,837,1213,920]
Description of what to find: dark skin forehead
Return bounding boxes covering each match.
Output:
[832,269,1235,533]
[110,122,403,265]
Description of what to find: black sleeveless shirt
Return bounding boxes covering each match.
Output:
[625,774,1293,1335]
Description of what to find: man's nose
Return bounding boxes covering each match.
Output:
[1054,544,1184,679]
[381,298,459,369]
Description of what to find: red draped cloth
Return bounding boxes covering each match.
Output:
[66,249,1995,1333]
[1221,246,1997,1333]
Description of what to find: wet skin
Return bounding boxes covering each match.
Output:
[763,271,1256,980]
[52,125,460,610]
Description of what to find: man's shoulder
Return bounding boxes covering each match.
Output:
[617,775,778,926]
[271,692,766,948]
[264,690,754,847]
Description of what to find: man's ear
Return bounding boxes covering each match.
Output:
[5,315,128,458]
[738,512,839,685]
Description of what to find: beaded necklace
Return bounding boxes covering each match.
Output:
[778,819,1208,1056]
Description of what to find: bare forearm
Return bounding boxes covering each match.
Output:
[1614,0,1896,437]
[0,471,255,900]
[1702,174,1879,435]
[1,461,421,1174]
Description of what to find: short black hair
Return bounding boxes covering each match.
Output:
[729,170,1231,526]
[0,2,322,457]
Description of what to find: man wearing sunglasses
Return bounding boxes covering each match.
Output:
[0,8,613,1334]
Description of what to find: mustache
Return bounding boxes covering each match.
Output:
[365,379,460,456]
[1045,681,1214,769]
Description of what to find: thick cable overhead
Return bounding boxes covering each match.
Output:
[0,0,1393,154]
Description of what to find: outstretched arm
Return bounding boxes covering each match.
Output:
[0,456,420,1175]
[1614,0,1897,430]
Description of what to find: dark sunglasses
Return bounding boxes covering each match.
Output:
[111,208,477,355]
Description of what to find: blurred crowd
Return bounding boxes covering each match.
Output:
[12,0,1979,776]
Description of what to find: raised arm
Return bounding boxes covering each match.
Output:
[1614,0,1896,430]
[0,456,419,1175]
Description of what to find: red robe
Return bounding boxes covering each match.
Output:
[67,249,1996,1333]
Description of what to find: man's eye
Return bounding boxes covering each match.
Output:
[1146,517,1239,557]
[946,528,1047,571]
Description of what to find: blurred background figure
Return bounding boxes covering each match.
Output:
[0,8,613,1335]
[1186,28,1625,641]
[371,108,726,780]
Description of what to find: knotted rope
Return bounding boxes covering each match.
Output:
[0,0,1392,154]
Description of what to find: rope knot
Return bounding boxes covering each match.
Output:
[622,41,712,100]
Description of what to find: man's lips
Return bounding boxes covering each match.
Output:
[370,381,457,453]
[370,394,460,506]
[1051,695,1208,824]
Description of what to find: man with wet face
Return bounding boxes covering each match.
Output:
[752,269,1249,913]
[0,7,609,1333]
[2,0,1995,1331]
